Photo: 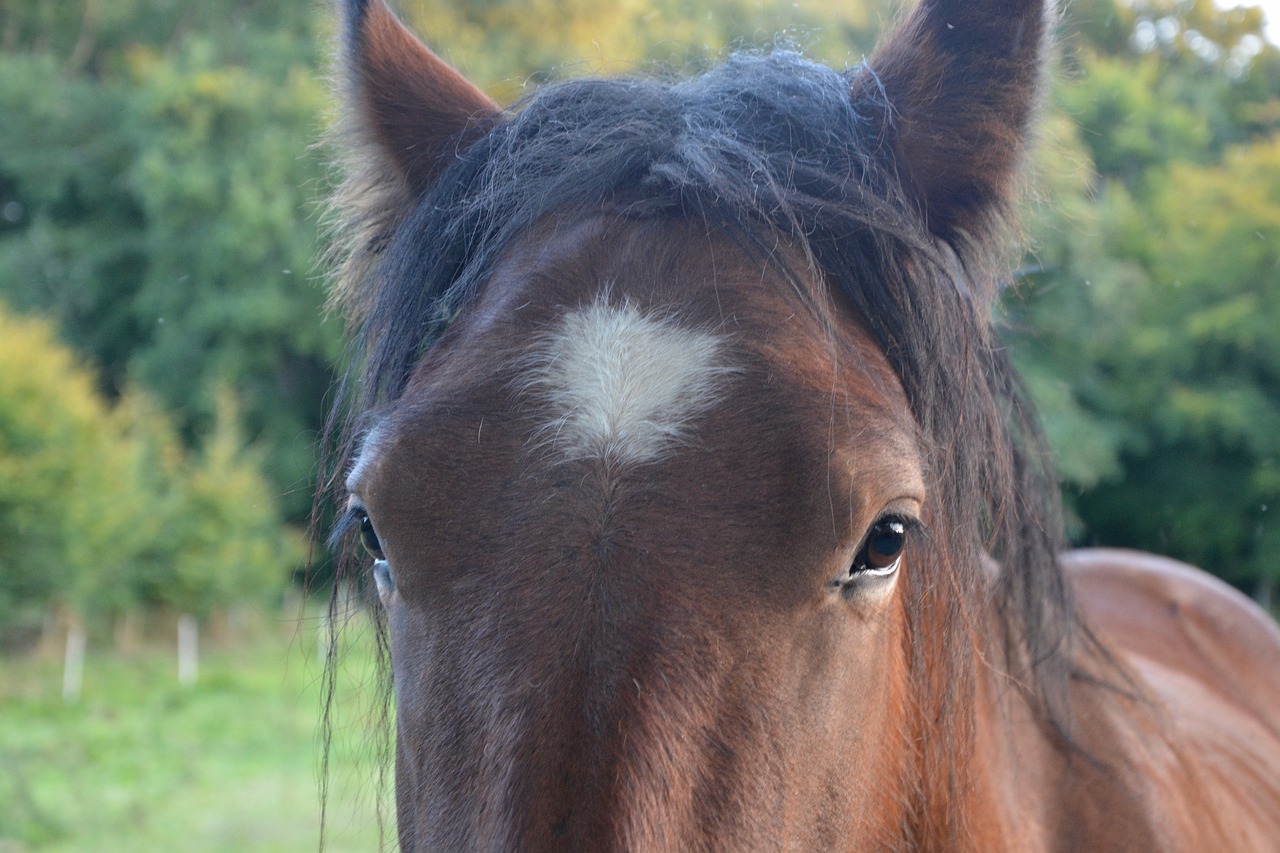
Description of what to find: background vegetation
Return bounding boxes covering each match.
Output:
[0,0,1277,848]
[0,613,387,850]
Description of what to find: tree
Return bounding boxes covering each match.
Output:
[1008,6,1280,598]
[0,2,336,520]
[0,304,118,633]
[0,302,298,638]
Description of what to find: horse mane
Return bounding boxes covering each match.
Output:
[322,48,1086,832]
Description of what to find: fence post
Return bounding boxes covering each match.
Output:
[178,613,198,686]
[62,621,86,704]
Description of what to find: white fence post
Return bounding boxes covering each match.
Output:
[178,613,198,686]
[62,622,86,704]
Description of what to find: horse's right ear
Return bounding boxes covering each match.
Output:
[337,0,502,194]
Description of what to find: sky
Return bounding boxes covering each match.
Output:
[1221,0,1280,42]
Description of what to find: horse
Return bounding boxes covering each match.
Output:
[320,0,1280,848]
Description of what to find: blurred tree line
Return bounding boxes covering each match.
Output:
[1013,0,1280,603]
[0,1,325,640]
[0,0,1277,639]
[0,304,300,637]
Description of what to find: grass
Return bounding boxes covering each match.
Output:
[0,608,393,852]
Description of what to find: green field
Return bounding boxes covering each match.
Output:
[0,611,391,852]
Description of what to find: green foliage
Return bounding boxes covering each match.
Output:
[1076,139,1280,586]
[1057,53,1211,185]
[393,0,895,99]
[1058,0,1280,188]
[0,304,298,633]
[1010,11,1280,591]
[0,306,112,630]
[0,4,336,520]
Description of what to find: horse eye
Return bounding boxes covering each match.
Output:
[852,518,908,575]
[359,513,385,560]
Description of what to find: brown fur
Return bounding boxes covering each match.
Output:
[355,218,937,849]
[345,214,1280,851]
[325,1,1280,849]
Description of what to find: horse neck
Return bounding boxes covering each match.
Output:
[964,607,1172,851]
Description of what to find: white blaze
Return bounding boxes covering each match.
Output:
[526,298,735,466]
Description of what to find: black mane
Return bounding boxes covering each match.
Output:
[357,52,908,405]
[331,50,1082,740]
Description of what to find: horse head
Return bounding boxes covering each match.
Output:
[326,1,1069,848]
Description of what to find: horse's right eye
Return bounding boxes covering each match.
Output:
[848,516,913,580]
[359,513,385,560]
[857,519,907,572]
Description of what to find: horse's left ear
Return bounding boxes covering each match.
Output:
[858,0,1053,248]
[337,0,503,193]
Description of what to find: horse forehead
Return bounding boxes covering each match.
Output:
[359,217,916,489]
[518,296,738,467]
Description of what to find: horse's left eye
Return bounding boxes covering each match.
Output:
[852,518,908,576]
[359,513,385,560]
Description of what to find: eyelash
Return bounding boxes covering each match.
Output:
[331,505,371,552]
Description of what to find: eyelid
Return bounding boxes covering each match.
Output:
[879,494,924,521]
[855,509,927,550]
[884,513,926,537]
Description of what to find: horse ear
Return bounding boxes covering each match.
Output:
[338,0,502,193]
[859,0,1052,246]
[329,0,502,324]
